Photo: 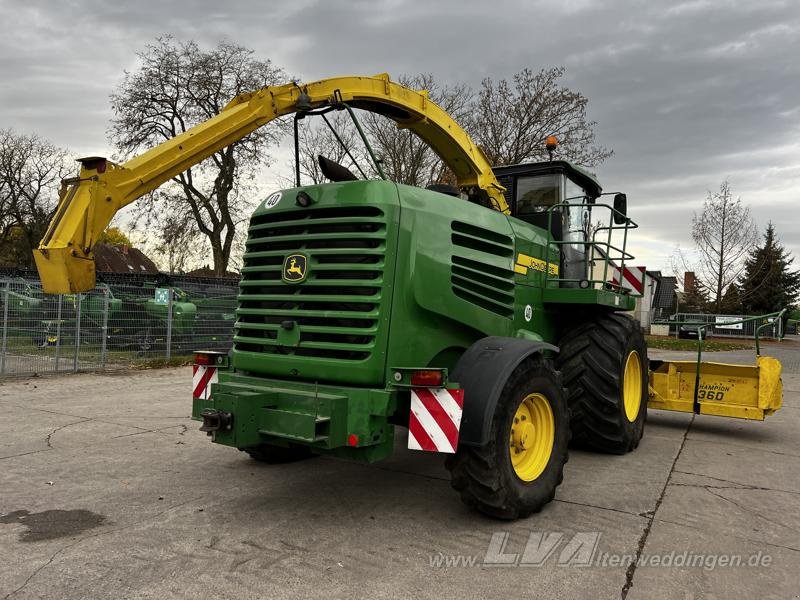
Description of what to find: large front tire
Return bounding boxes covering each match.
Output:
[557,313,648,454]
[446,356,570,520]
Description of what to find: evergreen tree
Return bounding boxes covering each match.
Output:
[681,277,709,312]
[739,223,800,314]
[718,284,743,314]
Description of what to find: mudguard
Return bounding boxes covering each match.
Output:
[451,336,558,446]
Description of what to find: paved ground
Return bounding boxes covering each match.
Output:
[1,341,798,600]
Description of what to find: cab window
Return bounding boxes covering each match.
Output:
[564,178,587,204]
[515,175,560,214]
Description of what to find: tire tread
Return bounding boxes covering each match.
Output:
[557,313,647,454]
[446,355,570,519]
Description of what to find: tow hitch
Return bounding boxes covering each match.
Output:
[199,409,233,436]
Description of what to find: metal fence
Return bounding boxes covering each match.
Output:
[661,312,784,339]
[0,276,238,377]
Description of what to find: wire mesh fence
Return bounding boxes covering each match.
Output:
[3,271,788,378]
[0,276,237,377]
[658,312,784,339]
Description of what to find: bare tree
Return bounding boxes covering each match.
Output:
[469,67,612,167]
[294,111,366,185]
[147,208,201,274]
[689,179,757,313]
[292,74,474,188]
[108,37,288,275]
[293,69,610,190]
[361,73,474,186]
[0,129,70,267]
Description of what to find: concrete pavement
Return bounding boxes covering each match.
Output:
[1,343,798,599]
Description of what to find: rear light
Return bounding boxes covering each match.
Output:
[410,370,444,387]
[194,351,228,368]
[194,352,213,366]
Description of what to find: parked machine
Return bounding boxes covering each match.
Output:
[33,74,783,518]
[0,278,43,329]
[29,284,189,352]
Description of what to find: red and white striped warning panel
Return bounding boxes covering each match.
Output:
[193,365,218,400]
[408,388,464,453]
[612,265,646,294]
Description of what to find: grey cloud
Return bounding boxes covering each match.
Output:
[1,0,798,270]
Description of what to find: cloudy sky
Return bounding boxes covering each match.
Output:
[1,0,798,273]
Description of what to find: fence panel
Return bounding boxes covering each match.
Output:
[0,278,68,376]
[667,312,782,339]
[0,276,238,378]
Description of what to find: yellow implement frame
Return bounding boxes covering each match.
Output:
[649,356,782,420]
[648,310,786,420]
[35,74,507,294]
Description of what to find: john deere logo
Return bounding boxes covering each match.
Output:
[282,254,308,283]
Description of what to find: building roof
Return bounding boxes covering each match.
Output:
[652,275,677,310]
[185,267,240,279]
[93,244,159,274]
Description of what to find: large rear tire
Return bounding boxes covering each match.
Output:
[445,355,570,519]
[557,313,648,454]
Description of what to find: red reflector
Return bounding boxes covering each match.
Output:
[194,353,213,366]
[347,434,359,447]
[410,370,443,387]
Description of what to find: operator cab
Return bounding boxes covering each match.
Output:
[493,160,601,286]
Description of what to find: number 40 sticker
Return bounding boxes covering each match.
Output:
[263,192,282,209]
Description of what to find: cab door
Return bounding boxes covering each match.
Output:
[511,174,589,287]
[561,177,590,285]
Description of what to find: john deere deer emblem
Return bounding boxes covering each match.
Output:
[282,254,308,283]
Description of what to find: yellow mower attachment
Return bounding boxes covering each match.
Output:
[648,356,782,420]
[648,309,786,421]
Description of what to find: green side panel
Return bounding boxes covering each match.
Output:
[506,217,560,344]
[384,185,520,371]
[507,217,558,286]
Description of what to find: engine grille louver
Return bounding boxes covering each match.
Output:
[450,221,515,318]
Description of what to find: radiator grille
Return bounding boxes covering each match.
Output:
[235,206,386,361]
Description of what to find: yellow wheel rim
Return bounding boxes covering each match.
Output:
[623,350,642,422]
[509,393,555,482]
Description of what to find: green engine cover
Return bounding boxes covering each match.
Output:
[196,177,629,459]
[231,180,558,386]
